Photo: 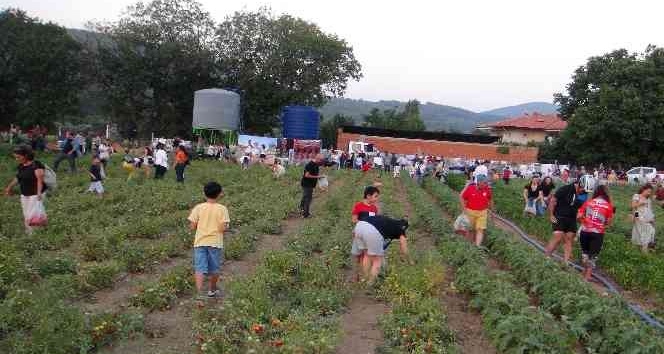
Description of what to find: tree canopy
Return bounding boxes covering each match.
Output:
[90,0,219,137]
[544,46,664,166]
[0,9,83,128]
[361,99,426,131]
[216,8,362,134]
[83,2,362,137]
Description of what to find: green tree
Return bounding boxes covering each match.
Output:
[553,46,664,166]
[320,114,354,148]
[90,0,219,137]
[402,99,425,131]
[361,100,425,131]
[216,8,362,134]
[0,9,83,128]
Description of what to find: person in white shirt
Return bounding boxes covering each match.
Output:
[373,155,383,169]
[332,151,341,170]
[473,161,489,182]
[98,140,111,168]
[154,143,168,179]
[354,155,363,170]
[272,160,286,178]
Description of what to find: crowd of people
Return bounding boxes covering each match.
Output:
[5,131,664,294]
[514,170,662,256]
[330,153,662,284]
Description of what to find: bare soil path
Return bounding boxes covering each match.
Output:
[440,268,497,354]
[79,257,189,314]
[334,174,392,354]
[336,294,389,354]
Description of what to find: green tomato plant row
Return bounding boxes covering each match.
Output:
[373,175,459,354]
[192,170,360,353]
[0,157,300,354]
[425,179,664,353]
[403,176,578,353]
[490,181,664,308]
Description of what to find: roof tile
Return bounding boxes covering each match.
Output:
[487,113,566,131]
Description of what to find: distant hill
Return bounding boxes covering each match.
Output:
[481,101,559,118]
[320,98,503,133]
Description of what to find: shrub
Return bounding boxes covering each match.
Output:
[82,261,121,290]
[35,256,78,277]
[446,174,466,192]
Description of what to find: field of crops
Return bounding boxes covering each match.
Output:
[414,177,664,353]
[3,146,664,353]
[486,178,664,316]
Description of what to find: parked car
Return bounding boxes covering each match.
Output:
[626,167,657,184]
[448,165,466,174]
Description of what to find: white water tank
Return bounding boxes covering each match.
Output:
[192,89,240,131]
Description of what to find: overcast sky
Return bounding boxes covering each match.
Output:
[5,0,663,111]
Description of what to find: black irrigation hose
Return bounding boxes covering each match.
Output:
[491,211,664,332]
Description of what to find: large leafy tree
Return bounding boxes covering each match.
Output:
[550,46,664,166]
[216,8,362,134]
[90,0,219,137]
[402,99,426,131]
[320,114,354,149]
[361,100,426,131]
[0,9,83,128]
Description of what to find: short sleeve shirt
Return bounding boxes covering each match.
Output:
[578,197,614,233]
[187,203,230,248]
[352,202,379,221]
[524,184,542,199]
[175,150,187,164]
[301,161,319,188]
[62,139,74,154]
[541,183,555,197]
[553,184,583,218]
[16,161,45,196]
[364,215,407,240]
[89,165,102,182]
[461,183,492,211]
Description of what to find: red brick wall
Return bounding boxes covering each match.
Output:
[337,130,539,163]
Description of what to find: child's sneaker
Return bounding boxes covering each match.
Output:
[207,289,222,298]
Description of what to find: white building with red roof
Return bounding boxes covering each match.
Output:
[476,112,567,145]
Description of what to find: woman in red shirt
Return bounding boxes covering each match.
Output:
[351,186,380,281]
[577,184,614,281]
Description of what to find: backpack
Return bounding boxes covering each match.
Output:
[43,164,57,190]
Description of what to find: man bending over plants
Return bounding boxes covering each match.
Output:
[188,181,230,299]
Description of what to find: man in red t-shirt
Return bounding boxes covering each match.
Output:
[351,186,380,223]
[351,186,380,281]
[460,175,493,246]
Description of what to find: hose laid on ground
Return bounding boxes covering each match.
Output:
[491,211,664,331]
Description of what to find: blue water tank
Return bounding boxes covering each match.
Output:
[281,106,320,139]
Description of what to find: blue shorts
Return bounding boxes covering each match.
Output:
[193,246,223,274]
